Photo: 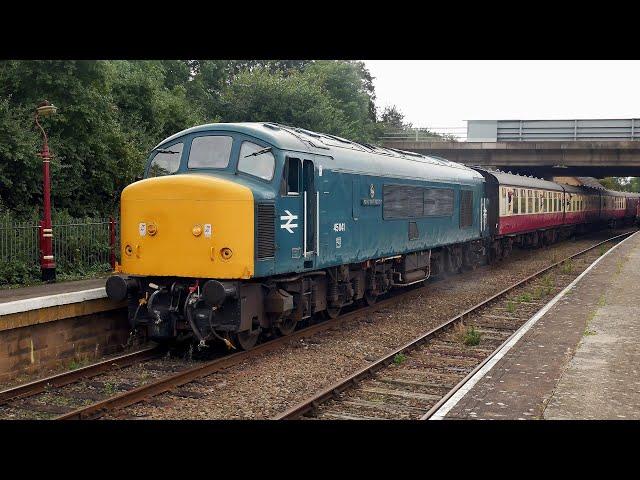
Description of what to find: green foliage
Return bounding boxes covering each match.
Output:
[378,105,413,131]
[518,292,532,303]
[463,326,482,346]
[599,177,640,193]
[0,210,114,286]
[561,259,574,274]
[218,61,378,142]
[393,353,407,365]
[0,258,40,286]
[1,60,388,218]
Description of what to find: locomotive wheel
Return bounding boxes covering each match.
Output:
[324,306,342,319]
[276,318,297,336]
[231,330,260,350]
[364,290,378,306]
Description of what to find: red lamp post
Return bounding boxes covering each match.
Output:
[35,100,58,282]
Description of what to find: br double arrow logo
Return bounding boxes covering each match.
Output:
[280,210,298,234]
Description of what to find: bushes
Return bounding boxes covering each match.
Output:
[0,211,115,287]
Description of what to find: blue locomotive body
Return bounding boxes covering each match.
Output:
[115,122,630,350]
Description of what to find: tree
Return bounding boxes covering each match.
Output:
[0,60,203,217]
[379,105,413,130]
[0,59,387,217]
[599,177,640,192]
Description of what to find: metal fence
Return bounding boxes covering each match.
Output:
[379,127,467,142]
[52,218,118,273]
[0,215,119,283]
[0,218,40,269]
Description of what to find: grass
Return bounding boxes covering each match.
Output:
[518,292,532,303]
[584,328,597,336]
[463,326,482,346]
[103,382,117,395]
[453,322,482,347]
[561,259,574,274]
[68,354,91,371]
[597,294,606,307]
[506,301,516,313]
[393,353,407,365]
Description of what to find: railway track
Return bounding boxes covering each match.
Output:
[273,230,635,420]
[0,275,426,420]
[0,346,163,418]
[0,229,633,420]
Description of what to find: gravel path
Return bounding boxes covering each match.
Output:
[108,229,632,420]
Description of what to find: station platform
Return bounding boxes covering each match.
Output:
[433,231,640,420]
[0,277,115,330]
[0,276,128,384]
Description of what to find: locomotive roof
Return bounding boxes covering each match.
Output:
[154,122,484,184]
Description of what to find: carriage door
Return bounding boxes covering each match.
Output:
[302,159,317,269]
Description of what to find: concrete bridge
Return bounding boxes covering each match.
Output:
[380,119,640,178]
[379,139,640,178]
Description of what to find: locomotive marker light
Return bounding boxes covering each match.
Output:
[35,100,58,282]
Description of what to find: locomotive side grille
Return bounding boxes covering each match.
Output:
[256,203,275,259]
[460,190,473,228]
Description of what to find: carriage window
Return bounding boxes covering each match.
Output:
[513,189,519,214]
[238,141,275,181]
[527,190,533,213]
[148,142,183,177]
[188,135,233,169]
[282,158,301,195]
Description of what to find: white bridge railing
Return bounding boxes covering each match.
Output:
[379,127,467,142]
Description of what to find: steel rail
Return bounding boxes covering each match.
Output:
[54,285,429,420]
[0,345,162,405]
[274,230,635,420]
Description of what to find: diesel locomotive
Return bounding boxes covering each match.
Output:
[105,122,639,350]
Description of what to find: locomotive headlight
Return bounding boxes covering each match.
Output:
[221,247,233,259]
[147,223,158,236]
[124,244,133,256]
[192,225,203,237]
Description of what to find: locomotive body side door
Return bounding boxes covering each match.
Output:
[275,156,318,273]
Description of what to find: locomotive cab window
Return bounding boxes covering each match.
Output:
[188,135,233,169]
[148,142,184,177]
[281,157,301,195]
[237,141,275,181]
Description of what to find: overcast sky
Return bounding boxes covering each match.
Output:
[364,61,640,134]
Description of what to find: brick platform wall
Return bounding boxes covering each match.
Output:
[0,307,129,383]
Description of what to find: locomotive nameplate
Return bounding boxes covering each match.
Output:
[361,198,382,206]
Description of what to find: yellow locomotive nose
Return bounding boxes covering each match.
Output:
[119,174,254,279]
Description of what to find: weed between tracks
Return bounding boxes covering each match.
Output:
[561,259,574,274]
[393,353,407,365]
[453,322,482,347]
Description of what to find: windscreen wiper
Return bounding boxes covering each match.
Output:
[244,147,272,158]
[155,148,179,154]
